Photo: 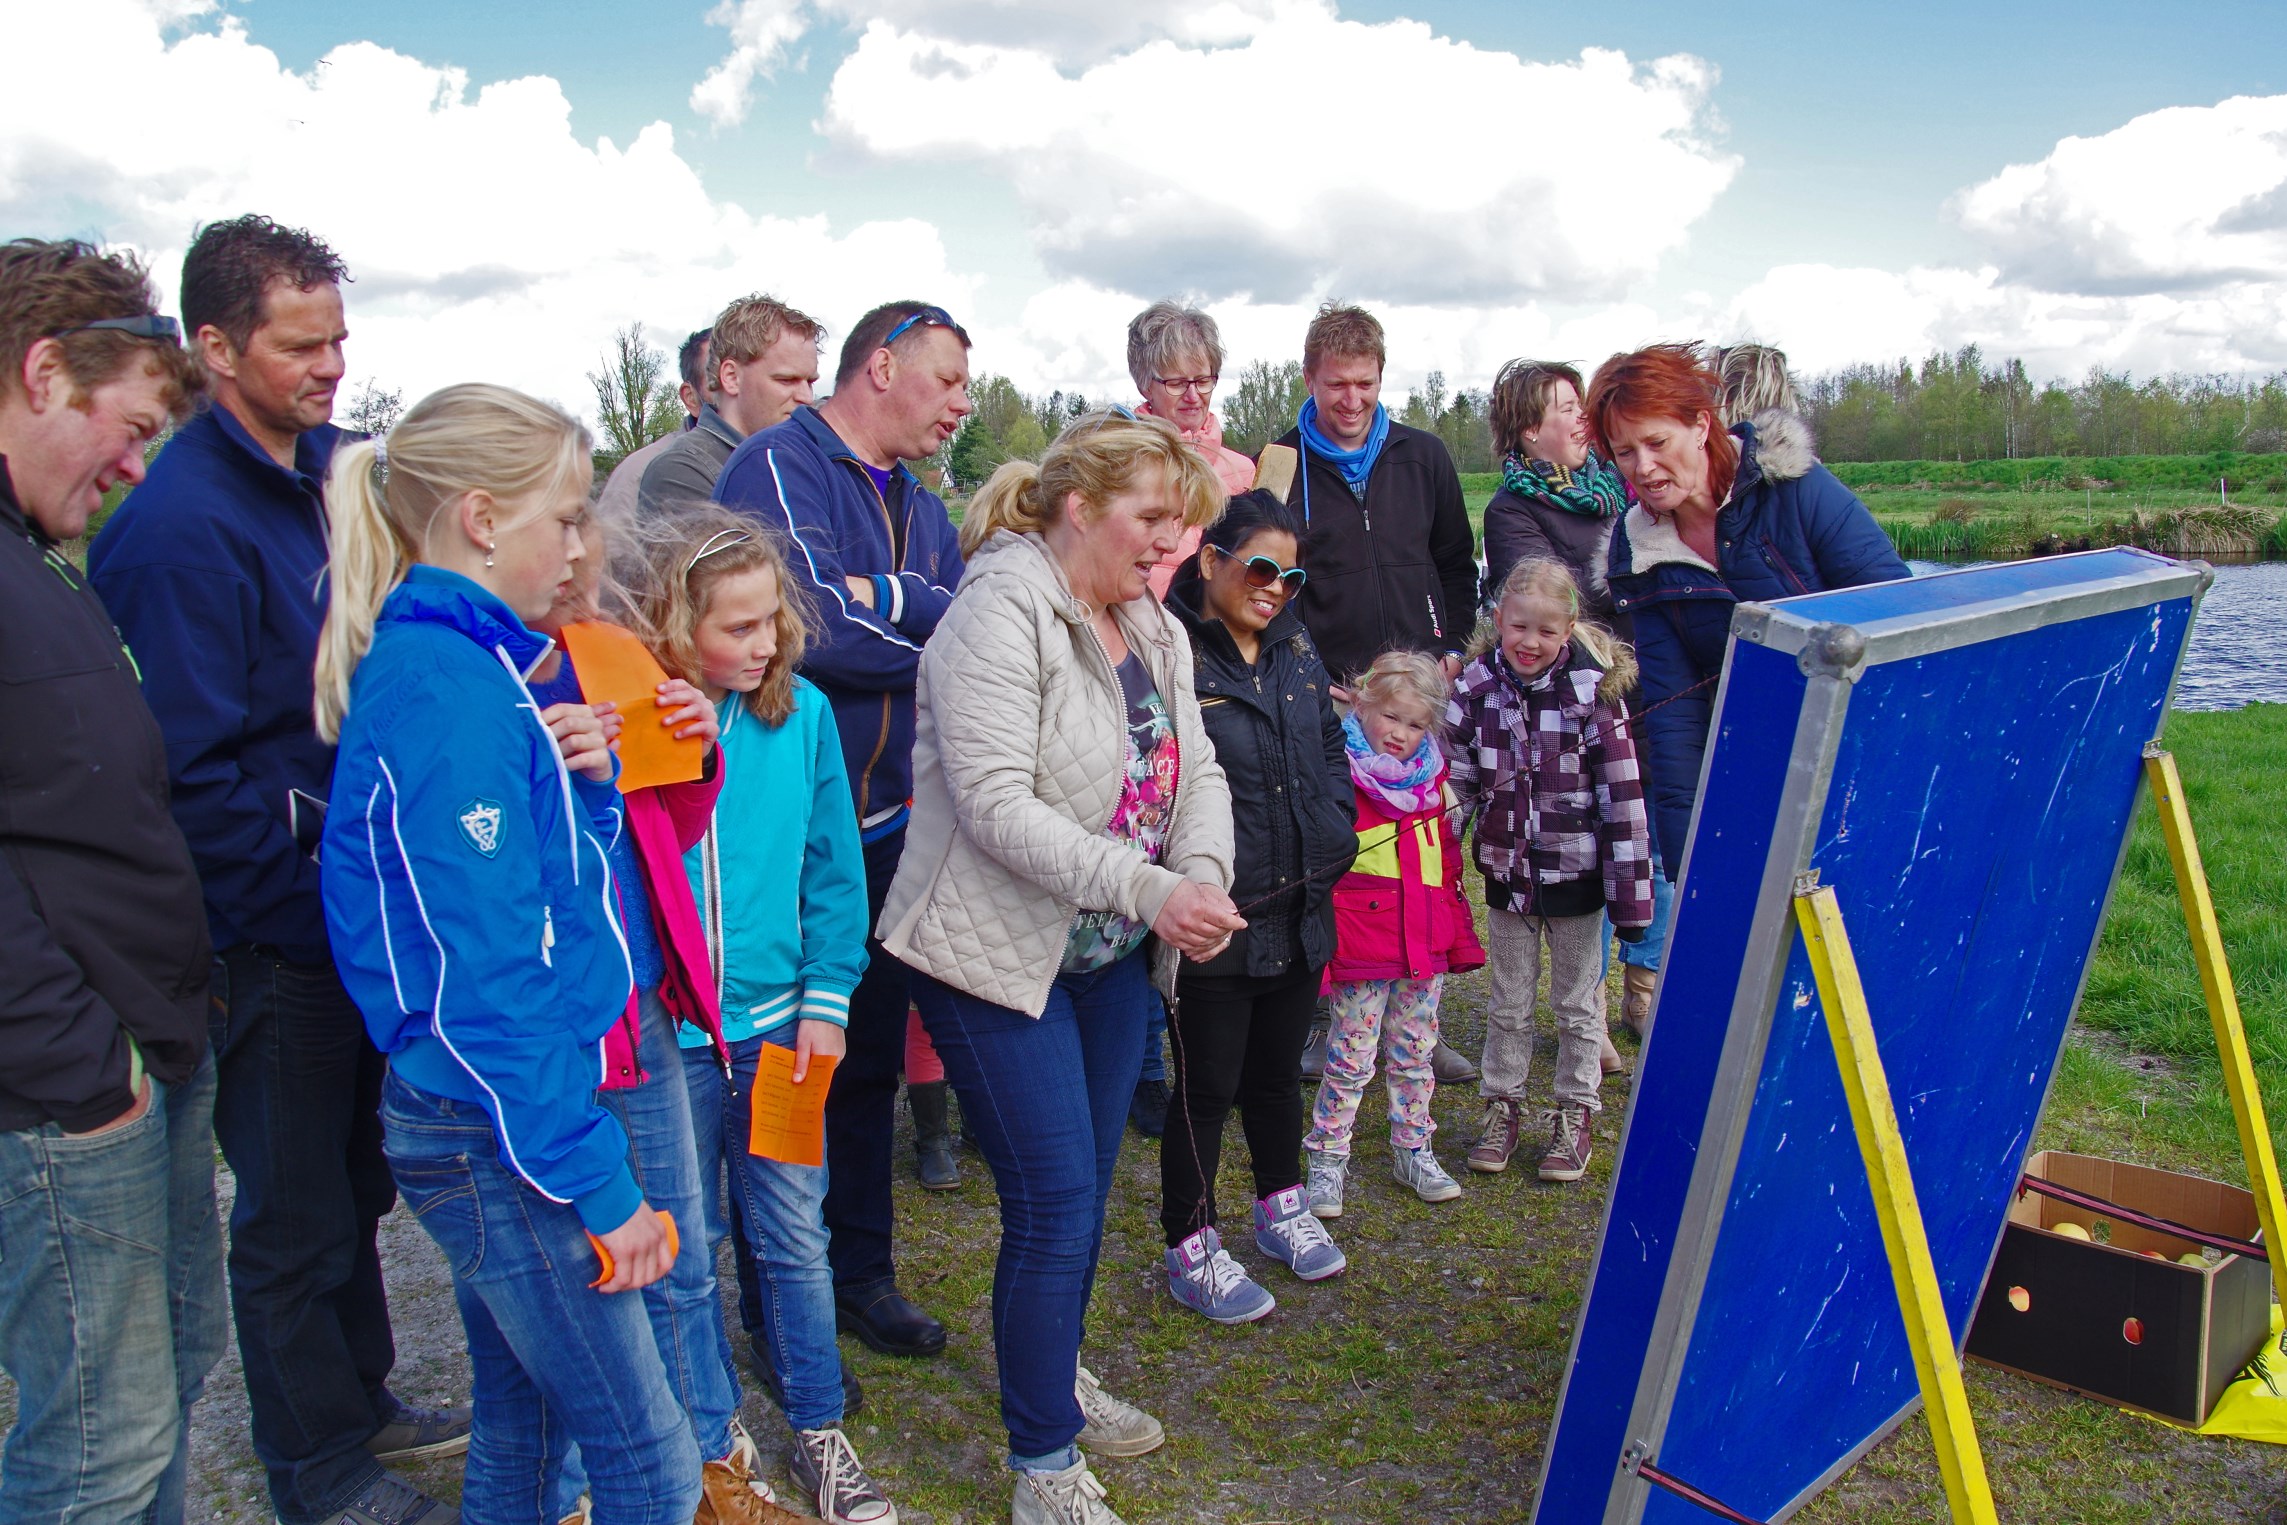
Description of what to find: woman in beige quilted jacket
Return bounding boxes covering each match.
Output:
[879,412,1239,1525]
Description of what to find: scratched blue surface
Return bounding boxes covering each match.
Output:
[1533,556,2196,1525]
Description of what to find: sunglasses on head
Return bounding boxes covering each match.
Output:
[878,305,959,351]
[48,314,183,344]
[1214,545,1307,592]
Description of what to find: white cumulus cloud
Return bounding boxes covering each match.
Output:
[816,12,1737,308]
[0,0,976,427]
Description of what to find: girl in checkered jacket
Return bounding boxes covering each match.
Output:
[1446,558,1654,1185]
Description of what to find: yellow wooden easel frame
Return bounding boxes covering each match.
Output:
[1786,745,2287,1525]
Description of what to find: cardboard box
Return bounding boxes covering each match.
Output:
[1966,1150,2272,1425]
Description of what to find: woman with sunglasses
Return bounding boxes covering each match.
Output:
[1156,490,1357,1323]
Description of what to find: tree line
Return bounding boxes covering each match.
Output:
[583,327,2287,486]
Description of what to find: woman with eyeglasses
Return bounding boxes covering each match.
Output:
[1155,490,1357,1324]
[1128,301,1257,600]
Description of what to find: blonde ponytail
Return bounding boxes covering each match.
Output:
[313,382,592,741]
[958,410,1224,559]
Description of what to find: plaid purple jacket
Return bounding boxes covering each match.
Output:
[1444,645,1654,926]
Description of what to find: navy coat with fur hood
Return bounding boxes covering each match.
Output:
[1608,412,1907,873]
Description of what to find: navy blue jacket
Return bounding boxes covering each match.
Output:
[712,406,964,829]
[323,567,640,1233]
[89,407,345,964]
[1608,414,1908,873]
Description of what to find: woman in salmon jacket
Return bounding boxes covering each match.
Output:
[317,384,701,1524]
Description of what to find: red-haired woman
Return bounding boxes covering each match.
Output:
[1591,344,1904,988]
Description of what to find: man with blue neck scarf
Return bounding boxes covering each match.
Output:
[1272,303,1477,696]
[1273,303,1482,1085]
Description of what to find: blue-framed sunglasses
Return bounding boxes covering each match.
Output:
[879,305,958,350]
[1213,545,1307,592]
[49,314,183,343]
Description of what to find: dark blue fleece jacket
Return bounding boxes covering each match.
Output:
[89,407,345,964]
[712,405,964,830]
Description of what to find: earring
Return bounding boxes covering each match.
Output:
[484,543,495,570]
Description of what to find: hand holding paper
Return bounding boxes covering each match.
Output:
[748,1043,838,1167]
[559,621,707,793]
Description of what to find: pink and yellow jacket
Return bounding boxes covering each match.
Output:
[1326,772,1486,985]
[600,763,728,1089]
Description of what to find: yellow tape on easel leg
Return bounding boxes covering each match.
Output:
[1794,882,2001,1525]
[2143,747,2287,1312]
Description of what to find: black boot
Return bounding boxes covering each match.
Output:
[910,1080,960,1191]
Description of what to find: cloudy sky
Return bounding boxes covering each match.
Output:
[7,0,2285,425]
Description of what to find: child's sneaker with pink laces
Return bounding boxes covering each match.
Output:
[1252,1186,1346,1281]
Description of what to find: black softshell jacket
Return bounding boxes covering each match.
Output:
[0,463,210,1132]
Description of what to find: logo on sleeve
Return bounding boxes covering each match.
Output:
[457,798,505,858]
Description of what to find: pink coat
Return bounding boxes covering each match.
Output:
[1326,774,1486,985]
[1141,403,1256,600]
[600,759,727,1089]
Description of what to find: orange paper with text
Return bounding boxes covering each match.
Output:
[747,1045,837,1167]
[558,621,706,794]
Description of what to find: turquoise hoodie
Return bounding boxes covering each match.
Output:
[680,676,868,1045]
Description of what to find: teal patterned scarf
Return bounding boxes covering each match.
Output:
[1498,448,1630,519]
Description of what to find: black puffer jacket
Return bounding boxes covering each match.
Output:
[0,462,211,1132]
[1168,579,1356,979]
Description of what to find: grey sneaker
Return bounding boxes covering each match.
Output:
[1305,1153,1347,1219]
[1392,1143,1463,1202]
[1074,1364,1164,1456]
[1165,1226,1276,1324]
[1538,1104,1595,1183]
[1012,1457,1127,1525]
[305,1472,458,1525]
[790,1426,897,1524]
[364,1395,471,1462]
[1253,1186,1346,1280]
[726,1417,788,1506]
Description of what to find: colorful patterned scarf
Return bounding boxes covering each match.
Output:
[1498,447,1630,520]
[1343,709,1444,815]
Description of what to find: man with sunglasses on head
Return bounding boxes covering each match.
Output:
[89,216,463,1525]
[0,240,218,1525]
[713,299,973,1361]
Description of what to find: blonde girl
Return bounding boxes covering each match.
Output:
[628,506,897,1525]
[1447,557,1652,1184]
[316,384,701,1523]
[1303,650,1485,1216]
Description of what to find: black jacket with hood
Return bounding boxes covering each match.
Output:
[1167,576,1356,981]
[0,461,211,1133]
[1272,419,1478,687]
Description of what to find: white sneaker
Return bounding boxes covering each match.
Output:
[1392,1144,1463,1203]
[1305,1153,1347,1219]
[1012,1458,1126,1525]
[1074,1365,1164,1456]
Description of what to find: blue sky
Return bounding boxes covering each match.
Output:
[9,0,2285,418]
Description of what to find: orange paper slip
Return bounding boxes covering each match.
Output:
[558,621,706,793]
[747,1045,837,1167]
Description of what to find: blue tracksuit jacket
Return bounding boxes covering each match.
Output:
[320,567,641,1233]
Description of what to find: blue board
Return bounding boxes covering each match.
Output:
[1532,549,2207,1524]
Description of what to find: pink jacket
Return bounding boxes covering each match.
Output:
[1327,773,1486,985]
[1141,403,1256,600]
[601,760,727,1089]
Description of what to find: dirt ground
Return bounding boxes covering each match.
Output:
[6,967,2285,1522]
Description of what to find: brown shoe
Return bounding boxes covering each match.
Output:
[1538,1105,1594,1183]
[696,1441,806,1525]
[1599,1031,1628,1076]
[1466,1098,1523,1174]
[1621,966,1657,1039]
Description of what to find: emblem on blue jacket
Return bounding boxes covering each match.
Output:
[457,798,505,858]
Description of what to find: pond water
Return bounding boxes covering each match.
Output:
[1907,560,2285,711]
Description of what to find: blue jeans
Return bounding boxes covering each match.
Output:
[596,991,740,1460]
[1619,872,1678,973]
[683,1029,842,1432]
[911,951,1151,1461]
[379,1073,701,1525]
[210,947,398,1522]
[0,1053,226,1525]
[1139,990,1168,1084]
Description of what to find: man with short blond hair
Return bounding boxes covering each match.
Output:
[0,236,220,1525]
[639,293,824,513]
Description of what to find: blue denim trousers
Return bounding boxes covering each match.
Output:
[1618,872,1678,973]
[378,1072,701,1525]
[595,990,741,1460]
[683,1028,841,1432]
[0,1052,226,1525]
[911,950,1151,1460]
[209,947,398,1522]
